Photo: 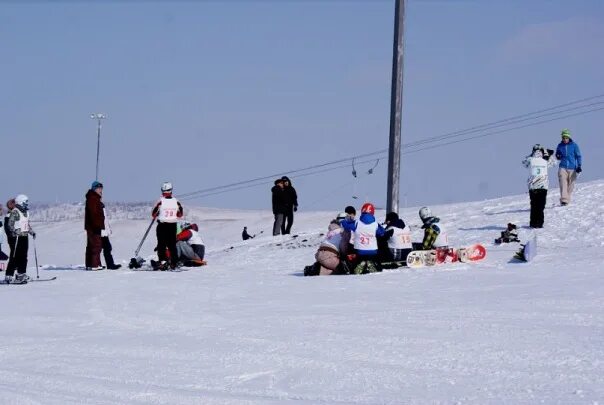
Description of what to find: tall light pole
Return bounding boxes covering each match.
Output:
[386,0,405,214]
[90,113,107,181]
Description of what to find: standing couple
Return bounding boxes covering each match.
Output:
[271,176,298,236]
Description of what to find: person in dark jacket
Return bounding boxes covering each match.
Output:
[555,129,582,206]
[85,181,106,270]
[0,203,7,261]
[98,183,121,270]
[242,226,255,240]
[280,176,298,235]
[2,199,16,262]
[271,179,287,236]
[378,212,413,263]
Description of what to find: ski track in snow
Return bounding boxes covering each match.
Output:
[1,180,604,404]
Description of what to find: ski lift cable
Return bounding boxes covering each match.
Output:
[406,94,604,146]
[180,105,604,201]
[406,100,604,148]
[178,98,604,201]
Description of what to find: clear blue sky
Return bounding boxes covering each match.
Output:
[2,1,603,211]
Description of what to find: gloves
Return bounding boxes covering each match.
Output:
[101,229,110,237]
[576,166,582,174]
[294,206,298,212]
[555,153,562,160]
[30,231,36,239]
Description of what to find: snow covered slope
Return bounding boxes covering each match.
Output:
[1,180,603,404]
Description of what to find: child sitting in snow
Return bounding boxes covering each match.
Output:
[495,223,519,244]
[340,202,385,274]
[378,211,413,265]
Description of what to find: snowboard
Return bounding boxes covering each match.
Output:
[407,244,486,268]
[513,235,537,262]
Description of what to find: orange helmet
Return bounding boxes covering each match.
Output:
[361,202,375,215]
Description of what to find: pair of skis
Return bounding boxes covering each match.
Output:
[1,276,57,285]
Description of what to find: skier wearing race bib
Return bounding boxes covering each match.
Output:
[379,211,412,262]
[523,144,556,228]
[152,182,183,270]
[418,207,448,250]
[340,202,385,274]
[4,194,35,283]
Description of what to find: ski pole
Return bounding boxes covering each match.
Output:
[33,237,40,279]
[134,217,156,257]
[28,224,40,279]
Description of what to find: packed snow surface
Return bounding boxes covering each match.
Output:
[1,181,603,404]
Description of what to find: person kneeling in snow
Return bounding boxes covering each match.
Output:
[418,206,448,250]
[304,212,349,276]
[176,222,206,267]
[378,211,413,266]
[340,202,385,274]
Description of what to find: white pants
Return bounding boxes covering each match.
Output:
[558,168,577,204]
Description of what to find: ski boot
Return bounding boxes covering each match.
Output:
[4,275,13,284]
[14,273,30,284]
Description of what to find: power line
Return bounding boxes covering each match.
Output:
[403,105,604,154]
[405,100,604,148]
[405,93,604,148]
[179,94,604,201]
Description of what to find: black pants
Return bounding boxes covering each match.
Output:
[281,209,294,235]
[156,222,178,267]
[102,237,116,268]
[6,236,28,276]
[529,189,547,228]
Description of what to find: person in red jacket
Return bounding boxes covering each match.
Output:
[176,222,206,267]
[152,182,183,270]
[85,181,105,270]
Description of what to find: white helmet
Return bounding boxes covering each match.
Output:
[161,182,173,193]
[419,206,432,222]
[15,194,29,210]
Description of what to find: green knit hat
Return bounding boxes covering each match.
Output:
[561,129,571,139]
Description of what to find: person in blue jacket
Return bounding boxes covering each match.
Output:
[340,202,385,274]
[555,129,582,206]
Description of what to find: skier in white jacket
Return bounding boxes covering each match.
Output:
[522,145,557,228]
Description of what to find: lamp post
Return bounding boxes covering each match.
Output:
[90,113,107,181]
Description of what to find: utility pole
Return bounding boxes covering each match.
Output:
[90,113,107,181]
[386,0,405,213]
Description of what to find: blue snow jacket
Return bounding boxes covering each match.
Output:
[340,213,385,255]
[556,140,582,170]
